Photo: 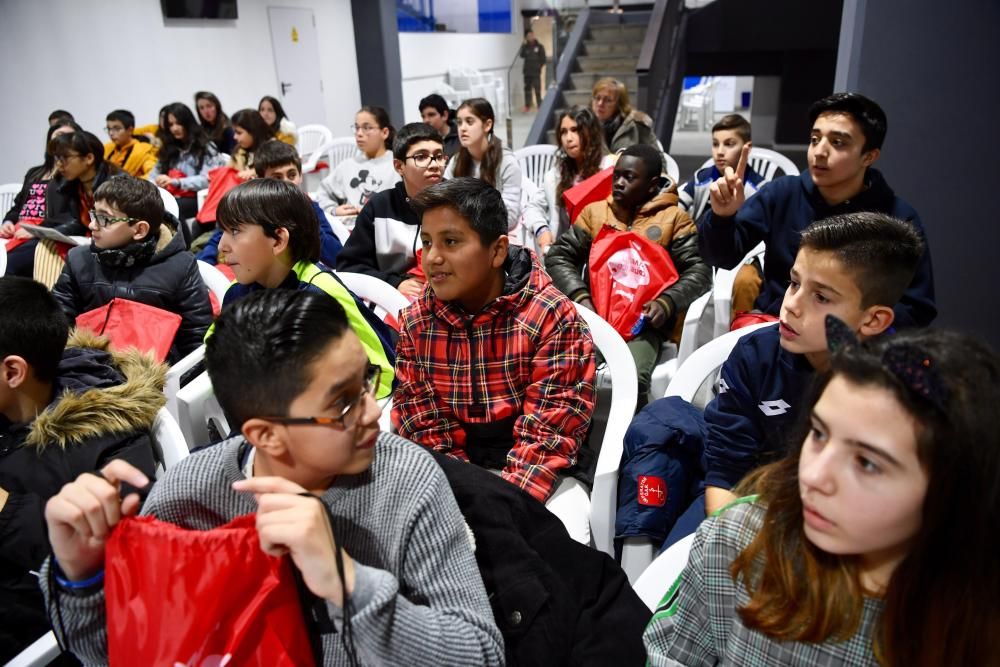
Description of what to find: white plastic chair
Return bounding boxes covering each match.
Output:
[297,124,334,174]
[633,533,696,611]
[667,321,775,405]
[654,140,681,186]
[0,243,6,277]
[164,344,206,421]
[175,370,231,448]
[196,188,208,212]
[156,185,179,219]
[574,303,639,557]
[326,136,360,174]
[150,407,190,475]
[514,145,558,190]
[1,182,21,218]
[6,630,60,667]
[334,271,410,322]
[698,147,799,184]
[323,210,352,245]
[197,260,232,304]
[710,241,765,340]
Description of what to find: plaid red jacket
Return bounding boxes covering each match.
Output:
[392,248,596,502]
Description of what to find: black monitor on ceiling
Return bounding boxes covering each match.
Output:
[161,0,238,19]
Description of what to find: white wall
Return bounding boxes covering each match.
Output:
[0,0,362,184]
[398,28,524,125]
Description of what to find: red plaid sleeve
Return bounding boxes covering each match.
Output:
[503,301,596,502]
[391,309,468,457]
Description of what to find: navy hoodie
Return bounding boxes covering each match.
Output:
[703,323,815,490]
[698,168,936,328]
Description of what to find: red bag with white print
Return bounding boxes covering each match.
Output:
[588,226,679,341]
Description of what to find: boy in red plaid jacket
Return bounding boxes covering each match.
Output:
[392,178,596,506]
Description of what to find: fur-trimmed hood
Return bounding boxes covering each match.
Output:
[25,329,167,449]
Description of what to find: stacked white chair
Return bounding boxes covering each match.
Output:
[572,303,639,556]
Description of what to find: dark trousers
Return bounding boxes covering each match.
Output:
[4,239,39,277]
[524,73,542,108]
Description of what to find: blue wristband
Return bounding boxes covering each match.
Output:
[53,559,105,589]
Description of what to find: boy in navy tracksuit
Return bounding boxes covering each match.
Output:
[619,212,925,550]
[336,123,445,302]
[699,92,936,328]
[678,114,764,223]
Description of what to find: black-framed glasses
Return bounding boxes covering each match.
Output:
[105,126,126,135]
[261,364,381,431]
[54,153,81,164]
[89,210,139,229]
[405,152,448,168]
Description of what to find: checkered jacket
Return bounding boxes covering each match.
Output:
[392,247,596,502]
[643,499,883,666]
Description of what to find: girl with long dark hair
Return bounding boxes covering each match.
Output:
[4,131,121,277]
[443,97,522,232]
[258,95,297,145]
[229,109,276,181]
[644,323,1000,666]
[194,91,235,154]
[1,119,80,230]
[151,102,224,220]
[523,106,613,253]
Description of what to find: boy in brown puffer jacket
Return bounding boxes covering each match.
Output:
[546,143,711,403]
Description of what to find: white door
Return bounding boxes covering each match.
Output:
[268,7,326,126]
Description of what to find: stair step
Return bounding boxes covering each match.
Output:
[571,72,638,91]
[587,23,647,41]
[577,55,637,71]
[582,41,642,57]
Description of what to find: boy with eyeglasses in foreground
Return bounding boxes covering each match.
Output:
[38,289,505,665]
[51,174,213,362]
[337,122,448,301]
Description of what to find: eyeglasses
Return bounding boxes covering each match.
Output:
[89,210,139,229]
[54,153,81,164]
[351,124,380,133]
[592,95,618,106]
[261,364,381,431]
[405,152,448,168]
[105,126,126,135]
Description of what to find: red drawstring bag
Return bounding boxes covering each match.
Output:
[4,219,43,252]
[196,166,243,224]
[562,166,613,224]
[75,298,182,362]
[105,514,316,667]
[164,169,197,198]
[588,227,679,340]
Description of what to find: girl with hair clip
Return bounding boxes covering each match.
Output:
[443,97,523,232]
[229,109,276,181]
[150,102,225,221]
[3,131,122,278]
[194,90,236,154]
[316,105,400,227]
[523,106,615,253]
[1,119,80,232]
[258,95,297,145]
[644,317,1000,666]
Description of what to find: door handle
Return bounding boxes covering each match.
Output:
[280,81,293,95]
